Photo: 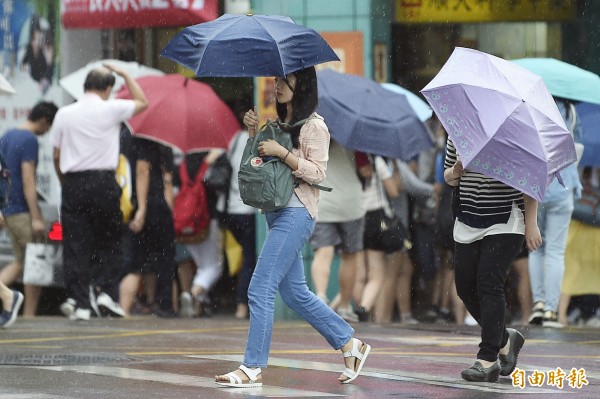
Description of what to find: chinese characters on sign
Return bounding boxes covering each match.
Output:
[511,367,589,389]
[397,0,574,23]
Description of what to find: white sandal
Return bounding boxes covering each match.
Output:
[215,364,263,388]
[340,338,371,384]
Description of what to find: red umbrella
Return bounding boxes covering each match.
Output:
[116,74,239,152]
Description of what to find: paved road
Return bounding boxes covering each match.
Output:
[0,316,598,398]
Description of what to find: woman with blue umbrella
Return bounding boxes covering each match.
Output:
[214,67,371,387]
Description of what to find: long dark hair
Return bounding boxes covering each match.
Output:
[275,67,318,148]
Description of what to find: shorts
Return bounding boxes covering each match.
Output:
[363,209,408,254]
[309,218,365,254]
[5,212,33,265]
[514,240,529,260]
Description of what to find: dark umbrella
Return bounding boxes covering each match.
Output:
[316,69,432,161]
[160,14,339,77]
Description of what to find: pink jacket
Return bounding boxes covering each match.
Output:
[291,114,330,218]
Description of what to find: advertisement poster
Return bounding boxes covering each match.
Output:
[0,0,63,205]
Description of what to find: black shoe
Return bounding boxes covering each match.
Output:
[542,311,564,328]
[152,307,178,318]
[499,328,525,376]
[461,361,500,382]
[528,301,544,325]
[354,306,370,322]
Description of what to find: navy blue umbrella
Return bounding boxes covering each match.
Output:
[575,102,600,167]
[316,70,433,161]
[160,14,339,78]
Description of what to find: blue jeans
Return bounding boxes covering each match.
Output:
[528,193,574,312]
[243,207,354,368]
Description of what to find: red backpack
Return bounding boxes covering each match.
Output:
[173,160,210,243]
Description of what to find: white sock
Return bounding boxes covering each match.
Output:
[477,359,497,368]
[499,339,510,356]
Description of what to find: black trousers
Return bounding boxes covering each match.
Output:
[454,233,524,362]
[61,171,122,309]
[130,199,176,311]
[220,213,256,305]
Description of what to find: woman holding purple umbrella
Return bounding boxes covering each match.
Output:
[444,139,542,383]
[214,67,371,387]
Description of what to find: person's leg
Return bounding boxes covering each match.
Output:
[541,197,573,314]
[528,204,547,317]
[242,207,317,368]
[61,175,93,310]
[119,273,142,315]
[359,249,386,315]
[373,251,400,323]
[310,246,335,302]
[226,213,256,318]
[3,213,39,316]
[148,206,177,313]
[511,257,532,324]
[22,285,41,317]
[475,234,523,362]
[89,173,123,302]
[395,252,416,323]
[339,251,360,309]
[189,220,224,302]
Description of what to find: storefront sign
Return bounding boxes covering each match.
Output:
[61,0,218,29]
[397,0,575,23]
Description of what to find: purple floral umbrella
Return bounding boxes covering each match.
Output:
[421,47,577,202]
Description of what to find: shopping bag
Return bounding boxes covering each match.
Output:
[22,242,64,287]
[224,229,243,277]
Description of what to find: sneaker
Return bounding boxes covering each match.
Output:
[528,301,545,325]
[542,310,564,328]
[464,313,478,326]
[0,290,24,328]
[583,317,600,328]
[461,360,500,382]
[60,298,77,317]
[354,306,370,322]
[179,292,194,318]
[96,292,125,317]
[69,308,91,321]
[89,285,101,318]
[400,315,419,325]
[152,307,178,318]
[337,306,359,323]
[499,328,525,376]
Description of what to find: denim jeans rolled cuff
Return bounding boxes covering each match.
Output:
[243,207,354,368]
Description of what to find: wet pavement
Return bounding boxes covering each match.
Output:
[0,316,598,398]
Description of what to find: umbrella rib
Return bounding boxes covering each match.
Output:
[253,18,286,76]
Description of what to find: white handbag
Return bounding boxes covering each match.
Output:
[22,242,64,287]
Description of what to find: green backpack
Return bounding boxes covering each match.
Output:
[238,118,331,211]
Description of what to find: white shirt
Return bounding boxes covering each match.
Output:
[317,141,365,222]
[50,93,136,173]
[363,156,393,212]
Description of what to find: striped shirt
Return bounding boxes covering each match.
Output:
[444,139,524,229]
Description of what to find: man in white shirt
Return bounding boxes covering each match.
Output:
[51,64,148,320]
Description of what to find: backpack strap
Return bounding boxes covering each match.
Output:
[179,160,191,186]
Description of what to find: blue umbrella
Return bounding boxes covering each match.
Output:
[381,83,432,122]
[575,102,600,167]
[316,70,432,161]
[512,58,600,105]
[160,14,339,77]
